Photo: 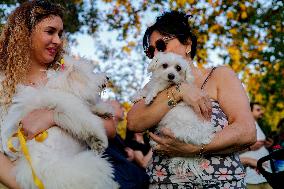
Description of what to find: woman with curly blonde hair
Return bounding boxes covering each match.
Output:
[0,1,119,188]
[0,0,63,109]
[0,1,64,188]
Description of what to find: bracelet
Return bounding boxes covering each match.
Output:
[132,96,145,104]
[170,88,178,102]
[166,89,177,109]
[175,83,181,92]
[198,144,206,156]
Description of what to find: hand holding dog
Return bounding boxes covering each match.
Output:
[149,128,200,157]
[21,109,55,140]
[177,83,212,120]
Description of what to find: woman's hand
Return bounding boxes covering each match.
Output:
[174,83,212,120]
[0,153,21,189]
[21,109,55,140]
[149,128,200,157]
[240,157,258,168]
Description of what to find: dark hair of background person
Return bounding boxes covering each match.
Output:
[250,102,261,111]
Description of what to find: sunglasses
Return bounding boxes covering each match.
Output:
[145,36,176,59]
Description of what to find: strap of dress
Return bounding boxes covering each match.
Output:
[201,67,217,90]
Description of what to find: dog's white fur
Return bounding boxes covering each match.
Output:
[0,57,118,189]
[134,52,216,180]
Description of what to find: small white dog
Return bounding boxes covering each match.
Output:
[134,52,216,179]
[1,57,118,189]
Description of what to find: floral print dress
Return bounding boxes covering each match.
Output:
[147,68,246,189]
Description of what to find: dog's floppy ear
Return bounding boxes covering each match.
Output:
[147,56,159,73]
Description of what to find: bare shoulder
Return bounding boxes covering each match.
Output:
[213,66,240,86]
[214,66,237,79]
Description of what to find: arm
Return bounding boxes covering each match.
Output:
[249,141,265,151]
[240,157,257,168]
[133,149,153,168]
[127,91,172,132]
[127,83,211,132]
[103,117,116,139]
[21,109,55,140]
[203,67,256,154]
[0,153,20,189]
[150,67,256,156]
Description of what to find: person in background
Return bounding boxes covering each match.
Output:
[104,100,149,189]
[125,130,153,169]
[240,102,273,189]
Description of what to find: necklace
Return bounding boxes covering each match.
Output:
[25,69,48,87]
[29,81,36,86]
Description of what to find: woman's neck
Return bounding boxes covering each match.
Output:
[25,60,48,86]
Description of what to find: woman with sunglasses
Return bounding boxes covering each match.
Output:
[127,11,256,188]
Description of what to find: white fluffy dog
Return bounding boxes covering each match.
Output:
[1,57,118,189]
[134,52,216,179]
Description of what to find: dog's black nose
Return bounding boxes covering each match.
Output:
[106,76,109,80]
[168,73,175,80]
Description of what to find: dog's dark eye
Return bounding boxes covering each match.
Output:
[176,65,181,71]
[162,63,168,69]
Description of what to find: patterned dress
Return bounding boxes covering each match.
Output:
[147,68,246,189]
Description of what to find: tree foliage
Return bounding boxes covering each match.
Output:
[0,0,283,129]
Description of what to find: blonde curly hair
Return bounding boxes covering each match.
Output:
[0,0,64,109]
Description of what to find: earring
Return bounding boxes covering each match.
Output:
[186,50,191,56]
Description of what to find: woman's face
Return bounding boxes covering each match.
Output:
[149,31,190,59]
[30,15,63,66]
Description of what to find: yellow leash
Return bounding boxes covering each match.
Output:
[7,122,48,189]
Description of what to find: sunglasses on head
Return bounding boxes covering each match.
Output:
[145,36,176,59]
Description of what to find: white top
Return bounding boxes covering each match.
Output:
[240,121,270,184]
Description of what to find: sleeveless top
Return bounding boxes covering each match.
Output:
[146,67,245,185]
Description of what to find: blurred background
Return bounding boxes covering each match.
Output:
[0,0,283,135]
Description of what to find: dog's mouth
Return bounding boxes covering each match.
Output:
[101,84,106,88]
[99,84,107,91]
[167,79,176,84]
[99,79,112,90]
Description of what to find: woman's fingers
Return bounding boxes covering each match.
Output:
[180,83,212,120]
[160,128,175,139]
[149,132,165,145]
[191,104,203,119]
[199,96,212,121]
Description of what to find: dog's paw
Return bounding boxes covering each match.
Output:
[86,135,108,154]
[145,96,153,105]
[91,101,114,116]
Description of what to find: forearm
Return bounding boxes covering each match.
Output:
[103,118,116,139]
[141,149,153,168]
[203,120,256,155]
[0,153,20,189]
[133,150,153,168]
[127,90,171,132]
[240,157,257,168]
[22,109,55,140]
